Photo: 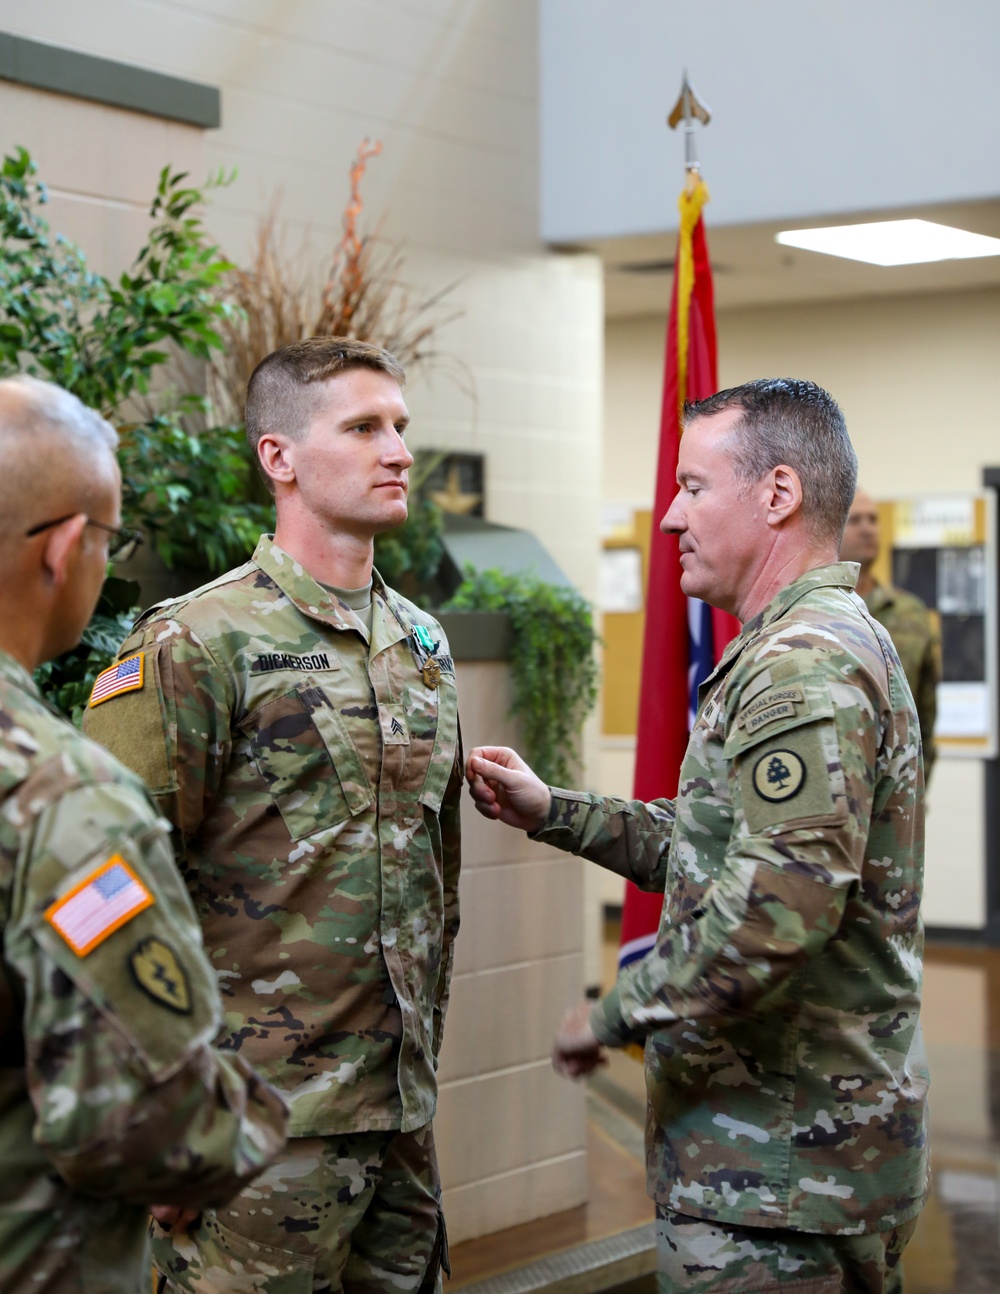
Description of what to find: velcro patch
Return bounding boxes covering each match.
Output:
[739,723,838,834]
[250,651,337,673]
[88,653,144,707]
[380,705,410,746]
[45,855,154,955]
[737,685,804,730]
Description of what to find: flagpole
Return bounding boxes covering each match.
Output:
[667,72,711,181]
[617,74,731,976]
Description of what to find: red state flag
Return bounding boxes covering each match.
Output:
[619,177,740,969]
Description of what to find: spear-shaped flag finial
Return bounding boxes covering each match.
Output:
[667,72,711,173]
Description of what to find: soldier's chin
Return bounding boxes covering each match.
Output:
[678,569,703,598]
[374,505,410,534]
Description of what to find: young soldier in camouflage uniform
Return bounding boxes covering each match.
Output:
[468,380,928,1293]
[85,338,462,1293]
[841,488,941,781]
[0,376,288,1293]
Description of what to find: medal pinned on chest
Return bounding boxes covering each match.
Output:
[412,624,443,689]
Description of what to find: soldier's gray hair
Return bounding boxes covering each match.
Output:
[685,378,858,544]
[0,373,118,453]
[0,375,119,543]
[245,337,406,493]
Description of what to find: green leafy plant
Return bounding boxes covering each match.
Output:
[0,147,273,716]
[0,146,272,574]
[444,568,599,785]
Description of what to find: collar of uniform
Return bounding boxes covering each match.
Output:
[252,535,364,632]
[0,647,40,698]
[742,560,860,639]
[705,561,861,688]
[369,568,416,656]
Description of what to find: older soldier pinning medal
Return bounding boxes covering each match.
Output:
[467,378,928,1294]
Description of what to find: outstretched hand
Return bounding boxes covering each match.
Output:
[150,1204,200,1232]
[552,999,607,1079]
[465,746,552,833]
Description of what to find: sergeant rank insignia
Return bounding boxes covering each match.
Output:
[130,936,192,1013]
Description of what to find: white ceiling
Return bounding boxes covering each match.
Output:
[567,196,1000,318]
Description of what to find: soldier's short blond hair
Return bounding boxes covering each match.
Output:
[685,378,857,545]
[245,338,406,491]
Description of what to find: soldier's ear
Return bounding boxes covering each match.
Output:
[41,514,88,586]
[257,433,296,488]
[765,464,803,528]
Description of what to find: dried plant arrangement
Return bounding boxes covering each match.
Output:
[209,139,463,424]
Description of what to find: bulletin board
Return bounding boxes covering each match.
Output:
[881,494,998,758]
[598,495,999,756]
[599,508,652,736]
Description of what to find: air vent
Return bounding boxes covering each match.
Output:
[613,259,676,274]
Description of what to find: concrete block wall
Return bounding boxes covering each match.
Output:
[437,659,588,1242]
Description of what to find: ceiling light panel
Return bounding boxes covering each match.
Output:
[775,220,1000,267]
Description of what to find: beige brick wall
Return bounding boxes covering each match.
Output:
[439,660,587,1241]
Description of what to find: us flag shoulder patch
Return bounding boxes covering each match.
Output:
[45,855,154,956]
[88,653,144,707]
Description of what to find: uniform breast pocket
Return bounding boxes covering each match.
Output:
[239,686,374,841]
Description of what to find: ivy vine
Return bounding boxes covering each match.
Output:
[444,568,599,786]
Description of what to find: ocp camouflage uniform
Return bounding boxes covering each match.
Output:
[863,580,941,781]
[0,648,288,1294]
[535,563,928,1290]
[84,535,461,1292]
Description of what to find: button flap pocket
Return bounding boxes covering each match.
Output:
[303,688,375,817]
[240,686,373,840]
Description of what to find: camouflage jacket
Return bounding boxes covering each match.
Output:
[84,536,462,1138]
[864,580,940,779]
[536,563,928,1233]
[0,649,287,1294]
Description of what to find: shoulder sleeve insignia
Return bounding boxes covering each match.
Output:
[737,685,804,732]
[45,855,154,955]
[751,749,806,802]
[129,936,192,1013]
[88,652,144,707]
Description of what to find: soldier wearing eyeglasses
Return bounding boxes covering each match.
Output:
[0,374,288,1292]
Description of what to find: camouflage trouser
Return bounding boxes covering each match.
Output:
[151,1124,447,1294]
[655,1206,919,1293]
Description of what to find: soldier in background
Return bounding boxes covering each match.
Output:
[0,375,288,1292]
[840,488,942,781]
[85,338,462,1293]
[467,380,928,1293]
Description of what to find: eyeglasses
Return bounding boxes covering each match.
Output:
[25,514,144,563]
